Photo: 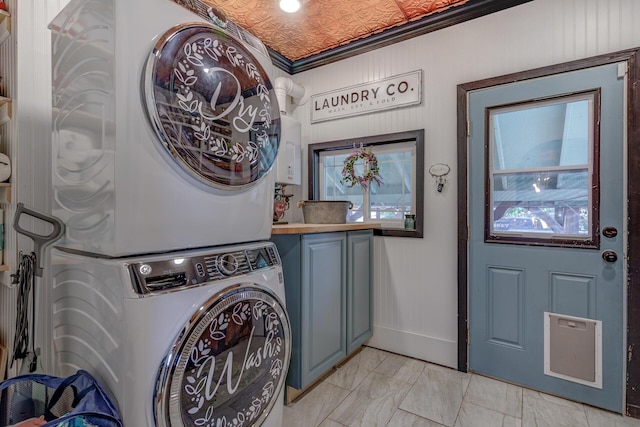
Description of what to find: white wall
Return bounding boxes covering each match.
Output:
[285,0,640,368]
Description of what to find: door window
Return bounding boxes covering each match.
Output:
[486,90,599,247]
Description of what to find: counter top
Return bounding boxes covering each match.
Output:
[271,222,380,235]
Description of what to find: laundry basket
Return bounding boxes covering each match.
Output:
[0,370,122,427]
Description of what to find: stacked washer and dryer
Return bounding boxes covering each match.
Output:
[48,0,291,426]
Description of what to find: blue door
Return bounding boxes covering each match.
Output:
[468,63,626,412]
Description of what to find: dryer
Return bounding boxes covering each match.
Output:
[49,0,281,257]
[51,241,291,427]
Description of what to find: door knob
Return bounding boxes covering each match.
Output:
[602,227,618,238]
[602,250,618,263]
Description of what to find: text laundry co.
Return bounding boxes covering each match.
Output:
[310,70,422,123]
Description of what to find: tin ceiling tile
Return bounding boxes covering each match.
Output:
[202,0,471,61]
[396,0,469,20]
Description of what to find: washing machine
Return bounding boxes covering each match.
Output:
[49,0,281,257]
[50,241,290,426]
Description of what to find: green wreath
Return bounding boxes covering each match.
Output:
[341,146,382,189]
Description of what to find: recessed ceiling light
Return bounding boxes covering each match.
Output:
[280,0,301,13]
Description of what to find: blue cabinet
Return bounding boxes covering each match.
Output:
[271,229,373,393]
[302,232,347,386]
[347,230,374,354]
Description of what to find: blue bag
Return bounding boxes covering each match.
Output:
[0,370,122,427]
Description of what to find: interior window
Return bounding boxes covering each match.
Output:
[486,90,599,247]
[320,142,415,223]
[309,130,424,238]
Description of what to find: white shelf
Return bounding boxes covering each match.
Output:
[0,182,10,203]
[0,10,11,277]
[0,96,10,125]
[0,10,9,45]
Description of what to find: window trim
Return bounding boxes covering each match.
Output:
[308,130,424,238]
[483,90,601,248]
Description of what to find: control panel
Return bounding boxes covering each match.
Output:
[129,243,280,294]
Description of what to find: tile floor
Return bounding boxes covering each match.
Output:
[283,346,640,427]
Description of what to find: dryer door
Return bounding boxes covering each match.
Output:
[143,23,280,190]
[155,284,291,427]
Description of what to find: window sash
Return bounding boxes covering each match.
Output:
[319,141,416,228]
[308,129,425,238]
[486,91,598,246]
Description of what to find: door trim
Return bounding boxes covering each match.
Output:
[457,47,640,417]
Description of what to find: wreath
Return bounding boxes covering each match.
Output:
[341,146,382,189]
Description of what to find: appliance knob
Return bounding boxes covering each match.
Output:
[139,264,152,275]
[217,254,239,276]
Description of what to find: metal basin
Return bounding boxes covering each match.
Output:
[297,200,353,224]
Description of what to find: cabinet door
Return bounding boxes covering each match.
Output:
[301,232,346,387]
[270,234,304,388]
[347,230,373,354]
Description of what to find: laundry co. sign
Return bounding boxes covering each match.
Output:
[310,70,422,123]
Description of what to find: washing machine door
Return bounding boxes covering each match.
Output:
[143,23,280,190]
[155,284,291,427]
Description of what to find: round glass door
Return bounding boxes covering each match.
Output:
[155,285,291,427]
[143,23,280,189]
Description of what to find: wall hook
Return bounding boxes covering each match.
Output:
[429,163,450,193]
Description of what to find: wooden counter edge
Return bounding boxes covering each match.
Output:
[271,223,381,235]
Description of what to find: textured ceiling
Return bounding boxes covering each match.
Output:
[202,0,470,62]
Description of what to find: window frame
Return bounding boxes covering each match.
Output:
[484,89,601,248]
[308,130,424,238]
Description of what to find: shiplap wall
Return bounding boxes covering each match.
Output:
[2,0,639,380]
[286,0,640,367]
[0,0,70,378]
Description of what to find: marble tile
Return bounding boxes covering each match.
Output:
[399,363,471,427]
[522,388,585,411]
[464,374,522,418]
[374,353,427,385]
[454,401,521,427]
[521,388,588,426]
[293,349,640,427]
[327,372,412,426]
[318,419,348,427]
[387,409,447,426]
[325,346,390,391]
[283,381,351,427]
[585,406,640,427]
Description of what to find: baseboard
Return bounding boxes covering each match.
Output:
[367,325,458,369]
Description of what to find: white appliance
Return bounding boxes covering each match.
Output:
[275,116,302,186]
[51,241,291,427]
[49,0,281,257]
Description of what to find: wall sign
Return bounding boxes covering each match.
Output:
[311,70,422,123]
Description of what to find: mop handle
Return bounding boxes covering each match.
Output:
[13,203,66,277]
